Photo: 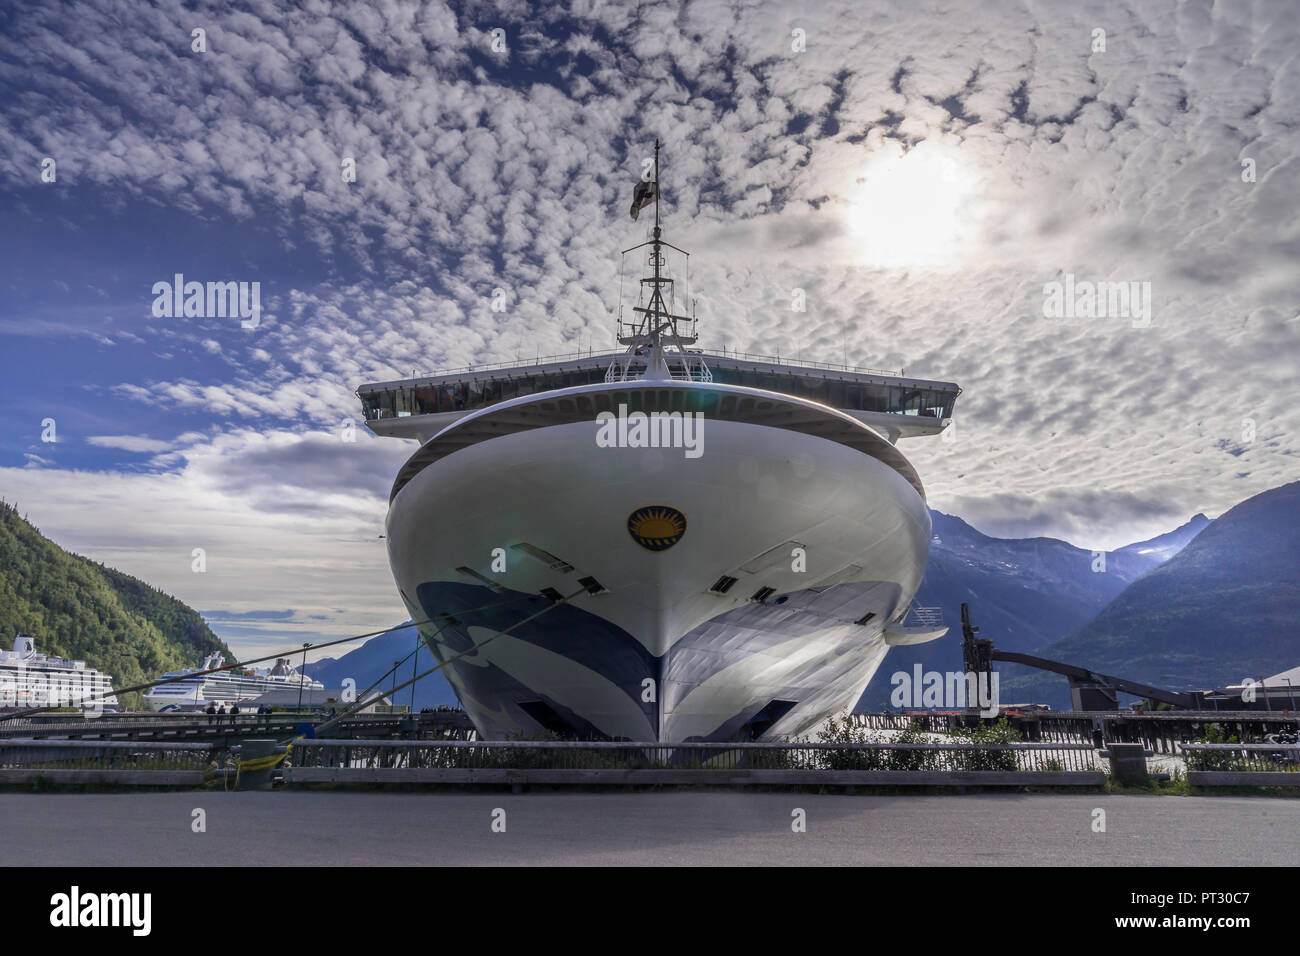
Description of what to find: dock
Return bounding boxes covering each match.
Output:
[848,710,1300,752]
[2,709,1295,791]
[0,708,475,743]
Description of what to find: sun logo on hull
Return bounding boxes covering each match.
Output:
[627,505,686,551]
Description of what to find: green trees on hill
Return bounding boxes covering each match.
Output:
[0,501,231,706]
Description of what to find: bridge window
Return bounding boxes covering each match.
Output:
[360,363,957,421]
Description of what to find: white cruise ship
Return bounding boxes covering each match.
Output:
[143,653,323,712]
[357,143,960,742]
[0,635,119,712]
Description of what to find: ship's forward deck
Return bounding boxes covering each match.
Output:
[358,348,960,444]
[383,380,932,503]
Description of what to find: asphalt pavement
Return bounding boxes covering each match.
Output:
[3,791,1297,865]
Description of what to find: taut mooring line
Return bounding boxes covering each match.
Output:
[1,593,538,721]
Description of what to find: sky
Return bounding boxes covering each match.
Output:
[1,0,1297,661]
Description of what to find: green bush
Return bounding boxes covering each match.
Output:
[950,718,1020,771]
[1185,723,1240,771]
[886,725,941,771]
[816,716,886,770]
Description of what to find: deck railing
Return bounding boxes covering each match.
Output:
[903,604,945,628]
[366,346,905,387]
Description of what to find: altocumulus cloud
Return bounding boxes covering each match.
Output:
[0,0,1297,658]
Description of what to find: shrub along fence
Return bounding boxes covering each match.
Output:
[283,738,1100,787]
[0,739,216,785]
[1182,742,1300,787]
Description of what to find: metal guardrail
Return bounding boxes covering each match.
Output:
[0,710,475,741]
[0,738,216,762]
[1182,743,1300,787]
[0,712,314,738]
[1181,743,1300,772]
[847,711,1300,748]
[0,739,218,785]
[0,735,1101,789]
[289,739,1099,773]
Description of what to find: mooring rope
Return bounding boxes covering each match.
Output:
[5,584,593,790]
[305,584,590,741]
[216,586,591,783]
[2,593,539,721]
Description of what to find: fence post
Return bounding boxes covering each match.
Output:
[1103,742,1151,786]
[234,739,283,791]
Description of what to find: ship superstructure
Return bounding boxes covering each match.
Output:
[358,142,960,741]
[0,634,119,712]
[142,653,324,711]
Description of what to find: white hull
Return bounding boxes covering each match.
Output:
[385,399,931,742]
[143,676,322,711]
[0,664,119,712]
[0,636,119,712]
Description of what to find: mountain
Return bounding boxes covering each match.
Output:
[0,500,232,706]
[1115,513,1212,565]
[999,481,1300,706]
[919,510,1174,647]
[854,508,1205,709]
[303,622,460,710]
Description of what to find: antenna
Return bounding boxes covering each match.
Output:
[607,140,709,385]
[653,138,661,238]
[617,140,696,352]
[651,138,661,352]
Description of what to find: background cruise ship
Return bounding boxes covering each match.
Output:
[358,144,960,742]
[0,635,119,712]
[143,653,324,712]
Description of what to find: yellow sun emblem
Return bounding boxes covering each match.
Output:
[627,505,687,552]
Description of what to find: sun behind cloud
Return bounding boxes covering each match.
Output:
[845,139,982,270]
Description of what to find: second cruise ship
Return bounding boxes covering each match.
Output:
[142,653,323,712]
[358,144,960,742]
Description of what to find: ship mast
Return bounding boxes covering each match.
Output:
[651,140,663,357]
[615,139,700,382]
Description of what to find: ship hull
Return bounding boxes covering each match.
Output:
[143,678,323,711]
[385,404,931,742]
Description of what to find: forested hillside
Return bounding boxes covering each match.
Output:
[0,500,231,704]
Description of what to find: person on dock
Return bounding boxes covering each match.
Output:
[230,703,241,725]
[206,702,217,726]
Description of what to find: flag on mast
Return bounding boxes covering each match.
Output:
[629,179,658,220]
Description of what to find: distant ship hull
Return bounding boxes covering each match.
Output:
[0,635,118,713]
[385,383,931,742]
[143,656,323,711]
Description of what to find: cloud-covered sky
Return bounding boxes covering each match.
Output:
[2,0,1297,660]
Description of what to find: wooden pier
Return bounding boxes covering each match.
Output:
[0,708,476,743]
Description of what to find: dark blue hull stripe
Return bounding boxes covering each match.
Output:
[415,581,896,741]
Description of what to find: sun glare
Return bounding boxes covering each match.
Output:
[846,141,979,269]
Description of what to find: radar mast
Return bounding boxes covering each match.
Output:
[609,140,709,384]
